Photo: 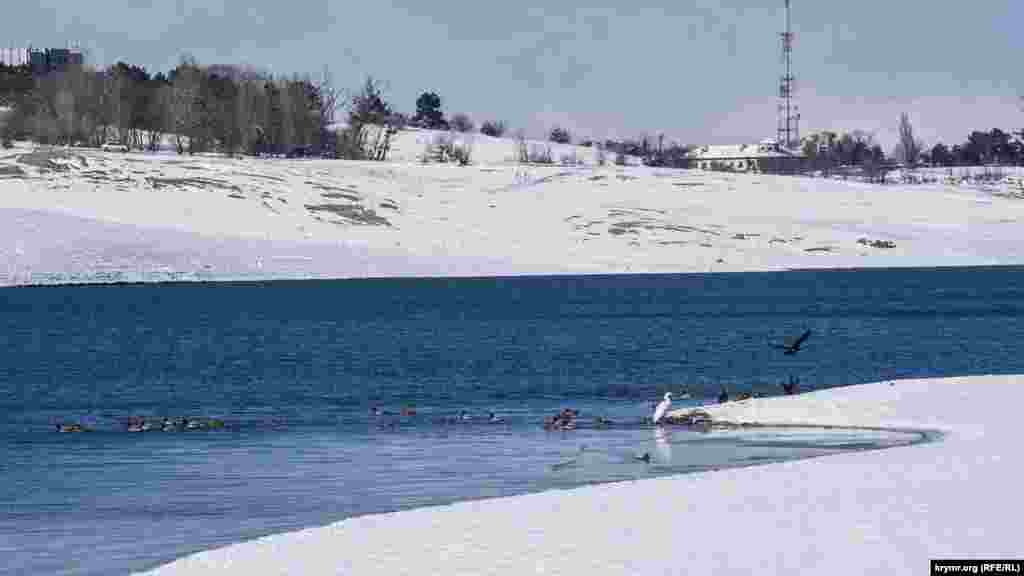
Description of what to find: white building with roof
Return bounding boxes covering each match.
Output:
[688,139,803,173]
[0,47,30,67]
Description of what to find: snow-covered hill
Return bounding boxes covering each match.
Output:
[2,139,1024,286]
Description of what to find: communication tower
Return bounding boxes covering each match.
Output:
[777,0,800,149]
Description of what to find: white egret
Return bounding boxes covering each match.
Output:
[652,392,673,425]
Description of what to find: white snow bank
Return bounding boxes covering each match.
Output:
[140,375,1023,575]
[3,144,1024,286]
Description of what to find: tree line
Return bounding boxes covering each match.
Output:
[801,113,1024,172]
[1,57,331,156]
[925,128,1024,167]
[7,57,1019,170]
[0,58,519,162]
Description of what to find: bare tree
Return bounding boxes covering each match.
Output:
[480,119,506,137]
[898,112,921,167]
[147,83,171,151]
[169,57,201,153]
[450,113,474,133]
[314,66,340,156]
[340,76,395,160]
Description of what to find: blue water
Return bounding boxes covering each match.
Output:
[2,268,1023,575]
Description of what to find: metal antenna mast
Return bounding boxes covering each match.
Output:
[777,0,799,149]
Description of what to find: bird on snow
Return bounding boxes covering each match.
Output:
[652,392,673,425]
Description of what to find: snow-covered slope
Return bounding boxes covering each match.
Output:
[139,375,1023,575]
[2,141,1024,286]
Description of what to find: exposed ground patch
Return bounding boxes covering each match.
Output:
[304,203,390,226]
[234,172,285,182]
[321,191,361,201]
[146,177,242,193]
[0,165,26,177]
[857,238,896,249]
[15,149,86,172]
[307,182,362,201]
[81,170,133,183]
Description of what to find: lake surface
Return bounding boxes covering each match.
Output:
[2,267,1022,575]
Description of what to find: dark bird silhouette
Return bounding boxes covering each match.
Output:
[777,329,812,355]
[717,387,729,403]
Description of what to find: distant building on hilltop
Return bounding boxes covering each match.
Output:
[0,47,30,67]
[688,139,803,174]
[0,44,85,73]
[29,46,84,74]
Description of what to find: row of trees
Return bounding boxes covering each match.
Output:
[1,58,328,156]
[0,59,523,160]
[802,113,1024,172]
[9,56,1018,171]
[801,129,886,169]
[926,128,1024,167]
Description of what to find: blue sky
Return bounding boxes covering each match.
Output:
[5,0,1022,148]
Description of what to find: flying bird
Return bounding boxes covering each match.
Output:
[652,392,673,425]
[777,329,812,355]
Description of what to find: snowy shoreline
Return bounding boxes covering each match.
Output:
[4,139,1024,287]
[139,375,1022,575]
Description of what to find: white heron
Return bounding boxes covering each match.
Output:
[652,392,673,425]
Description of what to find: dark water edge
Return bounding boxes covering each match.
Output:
[2,266,1022,575]
[3,263,1023,288]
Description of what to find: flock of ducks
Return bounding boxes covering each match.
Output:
[55,417,227,433]
[56,331,813,435]
[372,406,506,426]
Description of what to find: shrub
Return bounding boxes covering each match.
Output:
[529,144,553,164]
[549,126,571,144]
[387,113,409,131]
[450,113,474,133]
[560,151,582,166]
[614,150,627,166]
[451,141,472,166]
[423,132,472,165]
[480,120,506,138]
[514,131,529,163]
